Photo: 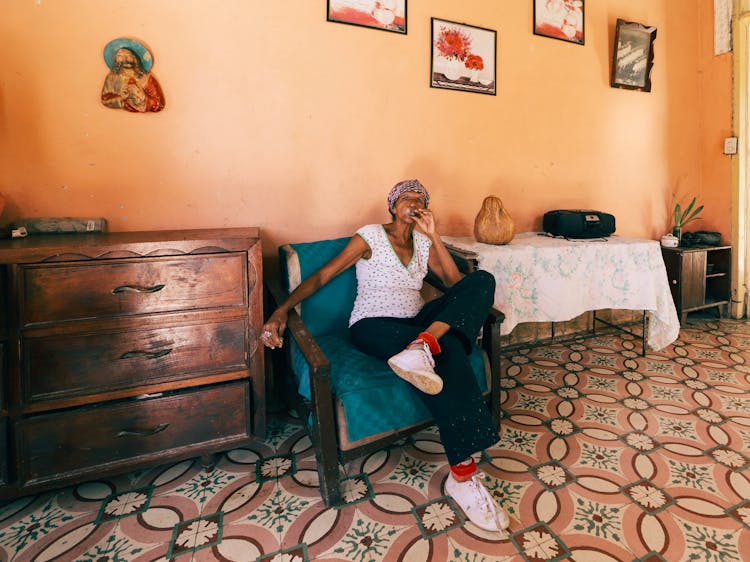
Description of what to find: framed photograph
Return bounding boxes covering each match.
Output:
[430,18,496,95]
[611,19,657,92]
[533,0,584,45]
[327,0,406,34]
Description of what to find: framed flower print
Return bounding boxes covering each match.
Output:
[430,18,496,95]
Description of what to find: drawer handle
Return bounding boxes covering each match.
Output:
[112,284,165,294]
[120,349,172,360]
[117,423,169,437]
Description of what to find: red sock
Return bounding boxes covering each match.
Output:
[450,458,477,482]
[417,331,441,355]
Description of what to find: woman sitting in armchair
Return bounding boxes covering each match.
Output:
[261,179,509,534]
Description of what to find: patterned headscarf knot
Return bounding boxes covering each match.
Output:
[387,179,430,213]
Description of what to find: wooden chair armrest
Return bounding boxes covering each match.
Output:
[263,278,330,375]
[486,306,505,324]
[285,308,331,374]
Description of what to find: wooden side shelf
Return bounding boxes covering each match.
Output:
[661,245,731,324]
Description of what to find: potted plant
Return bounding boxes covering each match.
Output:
[672,194,703,245]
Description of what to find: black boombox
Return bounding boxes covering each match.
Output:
[543,210,616,239]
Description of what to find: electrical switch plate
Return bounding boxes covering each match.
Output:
[724,137,738,154]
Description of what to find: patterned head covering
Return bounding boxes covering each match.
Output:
[387,179,430,213]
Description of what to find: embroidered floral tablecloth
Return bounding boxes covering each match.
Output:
[442,233,680,351]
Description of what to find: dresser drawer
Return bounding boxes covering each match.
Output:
[17,381,252,485]
[21,253,247,325]
[23,316,248,407]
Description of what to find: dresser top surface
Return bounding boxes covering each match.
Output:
[0,227,261,263]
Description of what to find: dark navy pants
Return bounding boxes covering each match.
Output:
[350,270,499,465]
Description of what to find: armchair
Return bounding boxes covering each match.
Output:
[265,236,504,507]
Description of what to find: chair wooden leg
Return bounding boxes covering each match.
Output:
[309,366,343,507]
[312,423,342,507]
[484,316,503,431]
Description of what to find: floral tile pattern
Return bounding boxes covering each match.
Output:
[167,511,223,559]
[1,317,749,561]
[96,486,154,524]
[413,496,464,539]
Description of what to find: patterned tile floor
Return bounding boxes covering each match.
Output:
[1,317,749,561]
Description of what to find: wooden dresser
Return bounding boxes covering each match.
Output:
[0,228,264,499]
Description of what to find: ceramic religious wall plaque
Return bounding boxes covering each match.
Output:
[101,37,165,112]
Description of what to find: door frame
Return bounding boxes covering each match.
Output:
[731,5,749,318]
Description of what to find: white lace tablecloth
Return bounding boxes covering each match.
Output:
[442,233,680,351]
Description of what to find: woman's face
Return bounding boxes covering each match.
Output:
[394,191,427,219]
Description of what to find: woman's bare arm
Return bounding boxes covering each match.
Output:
[262,235,370,348]
[413,209,463,287]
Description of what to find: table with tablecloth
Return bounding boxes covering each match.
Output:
[442,233,680,351]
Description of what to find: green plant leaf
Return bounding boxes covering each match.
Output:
[673,196,703,227]
[682,204,704,226]
[681,197,697,222]
[686,204,704,221]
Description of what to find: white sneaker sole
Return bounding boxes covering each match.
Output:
[387,358,443,395]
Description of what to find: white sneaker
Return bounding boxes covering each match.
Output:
[387,341,443,395]
[446,472,510,533]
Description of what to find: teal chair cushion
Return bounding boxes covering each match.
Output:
[281,238,488,444]
[291,333,487,443]
[280,237,356,337]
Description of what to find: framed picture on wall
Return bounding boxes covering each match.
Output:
[430,18,496,95]
[610,18,657,92]
[533,0,584,45]
[327,0,406,34]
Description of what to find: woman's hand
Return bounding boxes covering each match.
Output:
[413,209,436,238]
[261,310,287,349]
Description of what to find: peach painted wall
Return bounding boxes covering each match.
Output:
[0,1,732,259]
[696,0,734,237]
